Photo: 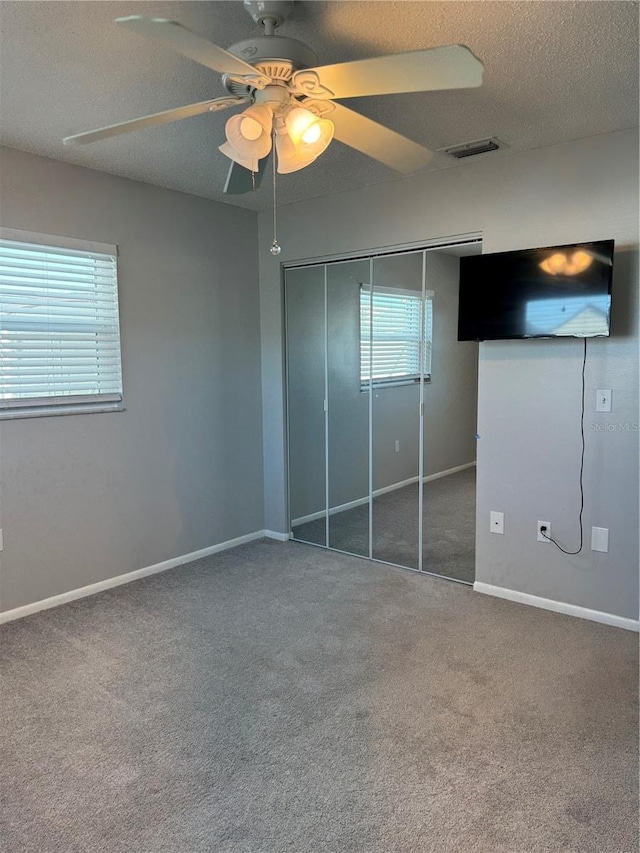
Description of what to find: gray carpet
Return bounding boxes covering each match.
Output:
[1,539,637,853]
[294,468,476,583]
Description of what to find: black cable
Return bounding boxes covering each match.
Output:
[540,337,586,555]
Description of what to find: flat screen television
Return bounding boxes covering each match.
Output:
[457,239,614,341]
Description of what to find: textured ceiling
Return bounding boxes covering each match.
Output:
[0,1,637,212]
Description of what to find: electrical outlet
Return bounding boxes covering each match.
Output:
[537,521,551,543]
[490,511,504,535]
[394,440,400,453]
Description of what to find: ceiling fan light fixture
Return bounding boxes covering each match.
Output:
[284,106,319,145]
[284,107,333,150]
[239,116,263,141]
[219,140,261,173]
[224,103,274,160]
[274,127,317,173]
[276,107,334,172]
[299,117,333,155]
[276,121,323,175]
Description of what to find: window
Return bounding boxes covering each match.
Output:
[0,228,122,418]
[360,285,433,389]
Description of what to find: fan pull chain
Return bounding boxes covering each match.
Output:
[270,135,281,256]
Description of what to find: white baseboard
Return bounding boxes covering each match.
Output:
[263,530,291,542]
[292,476,417,526]
[423,461,475,484]
[0,529,287,625]
[473,581,639,632]
[292,461,476,526]
[292,500,353,527]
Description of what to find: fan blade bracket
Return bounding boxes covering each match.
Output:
[225,72,271,91]
[301,99,336,119]
[289,70,335,100]
[205,97,249,113]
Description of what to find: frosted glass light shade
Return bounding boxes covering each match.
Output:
[218,141,260,173]
[276,108,334,173]
[275,131,316,174]
[223,104,273,163]
[284,107,318,145]
[284,107,333,157]
[300,118,333,156]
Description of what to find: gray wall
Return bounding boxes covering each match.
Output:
[286,250,478,521]
[259,128,639,621]
[0,146,264,612]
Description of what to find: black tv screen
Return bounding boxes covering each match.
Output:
[458,240,614,341]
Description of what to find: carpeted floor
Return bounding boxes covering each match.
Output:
[294,467,476,583]
[1,539,637,853]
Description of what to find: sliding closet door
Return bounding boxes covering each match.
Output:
[422,247,479,582]
[285,241,480,579]
[370,252,424,570]
[326,259,371,557]
[286,266,327,546]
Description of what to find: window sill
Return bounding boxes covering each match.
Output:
[0,402,125,421]
[360,376,431,392]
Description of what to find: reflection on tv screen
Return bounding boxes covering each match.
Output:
[525,296,610,337]
[458,240,614,340]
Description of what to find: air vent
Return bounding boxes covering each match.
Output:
[444,138,506,160]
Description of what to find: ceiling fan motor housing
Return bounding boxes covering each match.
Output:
[224,35,318,96]
[227,35,317,72]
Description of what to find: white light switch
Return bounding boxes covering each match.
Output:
[490,511,504,535]
[596,390,612,413]
[591,527,609,553]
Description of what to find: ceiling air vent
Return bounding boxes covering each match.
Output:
[444,138,505,160]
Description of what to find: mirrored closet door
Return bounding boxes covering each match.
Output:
[285,241,480,584]
[326,259,371,558]
[286,264,326,547]
[370,251,424,570]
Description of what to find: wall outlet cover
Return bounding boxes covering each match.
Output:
[591,526,609,552]
[490,511,504,535]
[537,521,551,543]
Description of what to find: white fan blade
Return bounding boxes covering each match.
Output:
[63,97,246,145]
[304,100,433,174]
[224,157,269,194]
[115,16,268,84]
[292,45,483,100]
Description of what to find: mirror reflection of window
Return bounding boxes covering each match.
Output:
[525,295,610,337]
[360,286,434,389]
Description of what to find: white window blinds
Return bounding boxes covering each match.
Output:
[0,229,122,415]
[360,286,433,387]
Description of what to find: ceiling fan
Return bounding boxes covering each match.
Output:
[64,1,484,195]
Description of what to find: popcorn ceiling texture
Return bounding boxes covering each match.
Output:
[0,0,637,211]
